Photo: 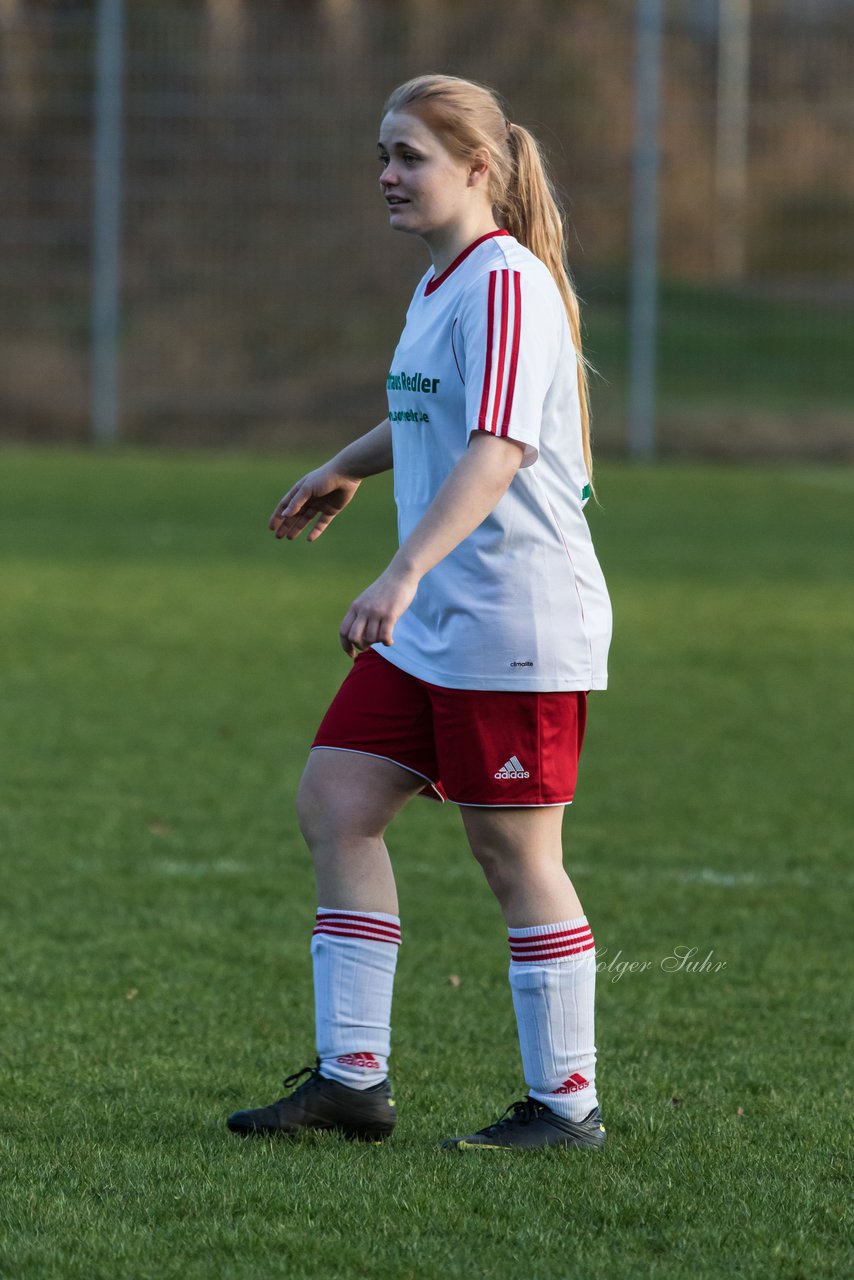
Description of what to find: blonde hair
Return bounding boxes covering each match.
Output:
[383,74,595,487]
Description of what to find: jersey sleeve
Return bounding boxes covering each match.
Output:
[454,266,562,467]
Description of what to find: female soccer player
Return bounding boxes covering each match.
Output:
[227,75,612,1150]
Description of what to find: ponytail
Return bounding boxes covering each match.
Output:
[505,124,595,490]
[384,75,596,491]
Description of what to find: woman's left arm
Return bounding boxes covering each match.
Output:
[339,432,523,656]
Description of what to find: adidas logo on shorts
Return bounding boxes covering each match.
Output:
[494,755,530,780]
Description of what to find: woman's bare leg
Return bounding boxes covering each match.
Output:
[294,747,427,1092]
[296,748,426,913]
[457,803,600,1128]
[458,804,582,927]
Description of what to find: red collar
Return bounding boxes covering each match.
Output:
[424,230,510,296]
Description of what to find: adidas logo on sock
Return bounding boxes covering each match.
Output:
[552,1073,590,1095]
[494,755,530,780]
[335,1053,381,1069]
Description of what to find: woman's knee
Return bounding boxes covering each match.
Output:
[296,760,353,848]
[463,808,565,893]
[468,839,516,899]
[296,750,419,850]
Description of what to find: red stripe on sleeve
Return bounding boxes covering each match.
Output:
[489,271,510,435]
[477,272,497,430]
[499,272,522,437]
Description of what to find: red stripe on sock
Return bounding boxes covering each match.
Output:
[313,922,401,946]
[316,910,400,931]
[509,934,594,951]
[510,935,593,955]
[508,924,592,948]
[510,933,592,951]
[509,940,596,962]
[315,912,400,941]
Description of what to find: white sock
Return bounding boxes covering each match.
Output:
[311,908,401,1090]
[508,916,599,1121]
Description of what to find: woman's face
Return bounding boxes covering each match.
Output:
[377,110,486,239]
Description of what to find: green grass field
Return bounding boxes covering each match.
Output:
[584,278,854,416]
[1,448,852,1279]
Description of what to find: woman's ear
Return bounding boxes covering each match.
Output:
[467,149,490,189]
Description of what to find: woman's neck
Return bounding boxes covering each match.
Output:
[424,214,501,278]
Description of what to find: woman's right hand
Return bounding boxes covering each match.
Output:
[269,465,361,542]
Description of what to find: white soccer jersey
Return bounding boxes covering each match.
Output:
[376,230,612,692]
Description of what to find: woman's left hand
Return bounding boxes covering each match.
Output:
[339,566,419,657]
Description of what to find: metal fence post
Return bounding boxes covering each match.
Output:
[91,0,125,446]
[715,0,752,280]
[628,0,663,461]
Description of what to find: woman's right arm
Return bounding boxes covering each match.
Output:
[269,419,393,542]
[331,419,393,479]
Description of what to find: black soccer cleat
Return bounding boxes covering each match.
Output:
[442,1097,606,1151]
[227,1062,397,1142]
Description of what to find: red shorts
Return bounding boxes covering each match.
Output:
[311,649,587,807]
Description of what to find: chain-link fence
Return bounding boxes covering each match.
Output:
[2,0,853,457]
